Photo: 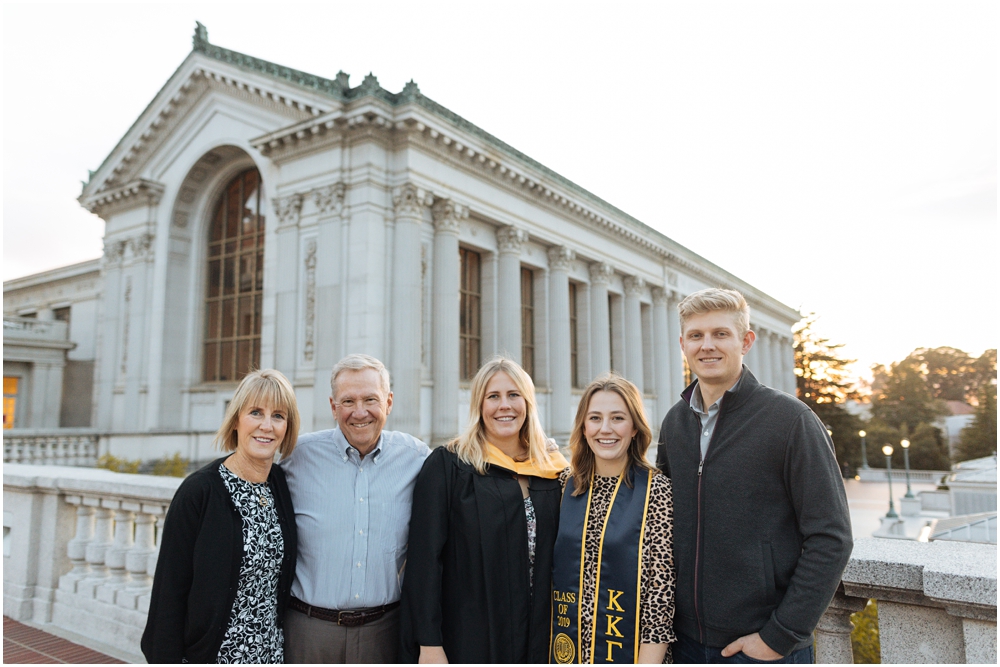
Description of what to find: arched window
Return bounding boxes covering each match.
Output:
[203,168,264,382]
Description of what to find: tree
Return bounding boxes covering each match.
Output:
[910,347,975,401]
[956,381,998,462]
[869,356,947,433]
[793,314,864,469]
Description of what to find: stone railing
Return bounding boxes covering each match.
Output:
[5,465,997,663]
[3,429,100,466]
[3,315,69,342]
[857,468,950,483]
[3,464,182,662]
[815,538,997,663]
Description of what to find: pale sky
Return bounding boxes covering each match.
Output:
[2,1,996,376]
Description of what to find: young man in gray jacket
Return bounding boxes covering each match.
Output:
[657,288,852,663]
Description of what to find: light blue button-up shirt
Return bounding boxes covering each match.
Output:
[280,428,430,610]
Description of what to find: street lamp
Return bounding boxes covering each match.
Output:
[882,445,898,518]
[900,439,914,499]
[859,430,870,470]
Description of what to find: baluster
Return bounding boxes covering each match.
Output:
[138,508,166,614]
[55,436,66,465]
[119,503,155,608]
[814,588,868,664]
[60,497,96,592]
[96,505,134,604]
[79,502,114,598]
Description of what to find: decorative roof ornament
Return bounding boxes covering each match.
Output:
[335,71,350,89]
[400,80,421,102]
[359,73,380,95]
[193,21,209,51]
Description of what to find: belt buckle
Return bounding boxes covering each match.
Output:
[338,610,359,626]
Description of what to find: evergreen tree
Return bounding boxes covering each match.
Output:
[793,314,864,469]
[956,381,998,462]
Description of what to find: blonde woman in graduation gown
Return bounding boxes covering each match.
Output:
[400,357,569,663]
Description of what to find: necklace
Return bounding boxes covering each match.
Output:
[227,456,271,507]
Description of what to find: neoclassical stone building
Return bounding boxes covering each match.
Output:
[4,24,798,459]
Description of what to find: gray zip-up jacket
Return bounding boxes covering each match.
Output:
[656,367,852,656]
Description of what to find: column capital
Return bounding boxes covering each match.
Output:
[393,182,432,219]
[588,261,614,285]
[432,198,467,233]
[313,182,345,217]
[651,286,672,305]
[496,225,528,254]
[623,275,646,297]
[274,193,303,228]
[547,246,576,272]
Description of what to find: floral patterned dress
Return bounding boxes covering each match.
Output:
[217,464,285,664]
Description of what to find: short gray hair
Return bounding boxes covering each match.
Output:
[330,354,391,399]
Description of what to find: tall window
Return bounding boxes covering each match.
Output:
[521,267,535,377]
[3,377,18,430]
[569,283,579,388]
[459,248,482,381]
[204,168,264,382]
[54,307,71,324]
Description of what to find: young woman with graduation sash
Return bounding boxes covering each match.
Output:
[550,373,675,664]
[400,357,570,663]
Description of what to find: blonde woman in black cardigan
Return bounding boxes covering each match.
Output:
[142,369,299,663]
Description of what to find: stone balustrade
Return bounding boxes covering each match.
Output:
[3,430,100,466]
[5,464,997,663]
[3,464,181,661]
[815,537,997,663]
[857,468,951,483]
[3,315,69,342]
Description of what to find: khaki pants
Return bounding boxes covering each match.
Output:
[284,605,400,663]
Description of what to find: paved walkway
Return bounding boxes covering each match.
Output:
[3,617,124,664]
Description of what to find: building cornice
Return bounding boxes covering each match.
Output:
[80,178,166,219]
[3,259,102,293]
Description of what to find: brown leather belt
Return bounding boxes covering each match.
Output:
[289,596,400,627]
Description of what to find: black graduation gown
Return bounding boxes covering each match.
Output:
[399,446,561,663]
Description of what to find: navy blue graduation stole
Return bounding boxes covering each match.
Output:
[550,467,652,664]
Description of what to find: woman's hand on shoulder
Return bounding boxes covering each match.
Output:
[418,645,449,664]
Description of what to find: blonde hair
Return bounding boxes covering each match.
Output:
[569,372,654,495]
[448,356,552,474]
[330,353,391,399]
[214,368,300,458]
[678,288,750,337]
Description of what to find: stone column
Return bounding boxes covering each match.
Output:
[312,183,346,432]
[623,276,645,392]
[391,185,431,435]
[814,588,868,663]
[431,199,466,445]
[768,331,784,393]
[751,327,774,387]
[651,288,673,420]
[496,225,528,361]
[588,262,613,380]
[666,291,685,399]
[547,247,575,443]
[783,335,796,395]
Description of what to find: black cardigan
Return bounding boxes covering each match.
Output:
[399,446,562,663]
[141,456,297,663]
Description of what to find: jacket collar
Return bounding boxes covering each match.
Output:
[681,365,761,413]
